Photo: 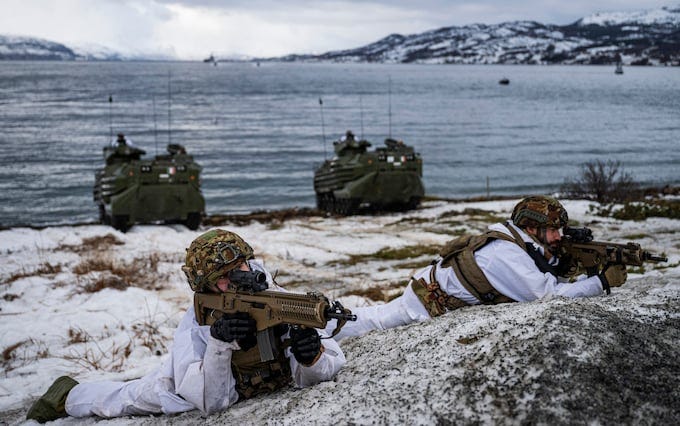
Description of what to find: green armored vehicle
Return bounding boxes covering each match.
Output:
[314,131,424,215]
[93,134,205,232]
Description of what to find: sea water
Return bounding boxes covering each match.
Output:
[0,61,678,227]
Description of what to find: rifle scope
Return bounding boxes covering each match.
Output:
[228,270,268,292]
[563,226,593,243]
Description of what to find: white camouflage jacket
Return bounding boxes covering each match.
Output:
[328,222,605,340]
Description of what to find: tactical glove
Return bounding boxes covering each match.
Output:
[210,312,257,351]
[555,253,578,278]
[599,264,627,294]
[290,327,322,365]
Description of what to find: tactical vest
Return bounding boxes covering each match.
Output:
[229,326,292,400]
[412,223,527,317]
[193,298,292,400]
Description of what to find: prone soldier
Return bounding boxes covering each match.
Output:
[327,195,666,340]
[27,230,350,422]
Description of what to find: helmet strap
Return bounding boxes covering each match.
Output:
[525,227,554,260]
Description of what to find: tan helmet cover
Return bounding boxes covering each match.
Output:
[511,196,568,229]
[182,229,254,292]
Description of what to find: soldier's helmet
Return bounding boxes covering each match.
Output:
[511,196,568,229]
[182,229,255,292]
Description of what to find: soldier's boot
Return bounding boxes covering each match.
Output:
[26,376,78,423]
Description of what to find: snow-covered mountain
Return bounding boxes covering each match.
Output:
[0,35,171,61]
[69,42,175,61]
[68,42,129,61]
[0,35,78,60]
[277,5,680,65]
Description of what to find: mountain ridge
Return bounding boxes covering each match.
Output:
[0,35,78,60]
[272,6,680,65]
[1,5,679,64]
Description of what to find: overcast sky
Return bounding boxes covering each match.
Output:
[2,0,675,59]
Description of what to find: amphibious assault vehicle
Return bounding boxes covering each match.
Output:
[314,131,424,215]
[93,134,205,232]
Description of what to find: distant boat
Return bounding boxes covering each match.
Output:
[499,78,510,85]
[203,54,217,66]
[615,62,623,74]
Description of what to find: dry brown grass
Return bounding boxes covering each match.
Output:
[2,341,26,362]
[438,208,506,223]
[131,315,170,356]
[61,306,170,371]
[68,327,91,345]
[205,207,323,226]
[58,234,125,254]
[73,257,115,274]
[82,275,129,292]
[342,281,408,302]
[63,340,132,372]
[5,262,63,284]
[73,252,173,293]
[329,244,440,267]
[4,234,126,286]
[2,339,49,372]
[389,216,432,225]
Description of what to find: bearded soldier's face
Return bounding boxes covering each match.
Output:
[526,226,562,251]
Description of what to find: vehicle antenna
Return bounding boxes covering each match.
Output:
[319,97,327,160]
[388,76,392,139]
[108,94,113,142]
[359,94,364,140]
[167,70,172,145]
[153,94,158,155]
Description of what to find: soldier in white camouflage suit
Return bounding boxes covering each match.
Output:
[27,229,346,423]
[327,196,628,340]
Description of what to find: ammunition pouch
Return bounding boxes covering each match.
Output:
[411,263,468,317]
[230,325,292,400]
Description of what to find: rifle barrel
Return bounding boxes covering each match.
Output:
[327,311,358,321]
[643,252,668,263]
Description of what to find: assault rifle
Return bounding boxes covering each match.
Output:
[559,226,667,278]
[194,270,357,362]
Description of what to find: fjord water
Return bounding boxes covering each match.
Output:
[0,61,678,227]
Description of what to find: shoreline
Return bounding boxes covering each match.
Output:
[2,185,678,231]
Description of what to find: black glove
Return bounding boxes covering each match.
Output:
[290,327,322,365]
[555,253,578,278]
[210,312,257,351]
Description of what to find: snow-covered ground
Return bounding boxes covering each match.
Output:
[1,199,678,425]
